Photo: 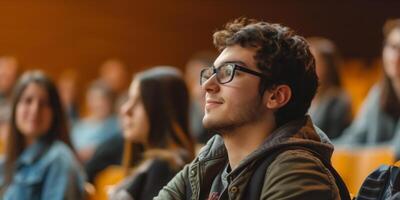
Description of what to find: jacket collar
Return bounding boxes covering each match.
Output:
[196,115,334,169]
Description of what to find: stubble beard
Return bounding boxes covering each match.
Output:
[203,96,264,135]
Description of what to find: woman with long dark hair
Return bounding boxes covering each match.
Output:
[335,19,400,148]
[108,66,194,200]
[0,71,84,199]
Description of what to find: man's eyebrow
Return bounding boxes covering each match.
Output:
[216,60,249,68]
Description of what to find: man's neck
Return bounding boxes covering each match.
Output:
[222,118,275,170]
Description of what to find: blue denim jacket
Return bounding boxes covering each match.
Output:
[0,140,85,200]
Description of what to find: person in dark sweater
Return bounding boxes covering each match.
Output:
[84,133,123,183]
[307,37,352,139]
[108,66,195,200]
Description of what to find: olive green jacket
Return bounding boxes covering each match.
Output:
[155,116,341,200]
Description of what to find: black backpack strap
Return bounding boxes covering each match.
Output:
[357,165,400,200]
[302,147,352,200]
[244,146,351,200]
[389,166,400,192]
[244,148,289,199]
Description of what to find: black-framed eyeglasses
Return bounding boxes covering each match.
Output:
[200,63,268,85]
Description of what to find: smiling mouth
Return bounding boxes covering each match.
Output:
[205,100,223,109]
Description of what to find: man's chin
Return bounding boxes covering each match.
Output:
[202,115,217,129]
[203,116,231,131]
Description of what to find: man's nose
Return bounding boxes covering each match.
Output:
[202,74,220,94]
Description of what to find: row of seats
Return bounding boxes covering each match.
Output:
[332,147,395,194]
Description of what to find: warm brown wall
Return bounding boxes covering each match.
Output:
[0,1,398,82]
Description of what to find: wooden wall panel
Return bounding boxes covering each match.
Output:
[0,1,397,85]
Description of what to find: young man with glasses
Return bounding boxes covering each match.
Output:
[155,18,349,200]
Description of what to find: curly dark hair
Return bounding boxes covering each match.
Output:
[213,18,319,126]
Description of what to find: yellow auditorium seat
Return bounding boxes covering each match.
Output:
[93,165,125,200]
[340,59,381,115]
[332,147,395,195]
[331,148,355,191]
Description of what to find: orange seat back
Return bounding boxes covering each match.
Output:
[93,166,125,200]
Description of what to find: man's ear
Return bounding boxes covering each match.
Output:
[263,85,292,110]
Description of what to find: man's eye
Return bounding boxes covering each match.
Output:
[223,66,234,74]
[221,69,229,76]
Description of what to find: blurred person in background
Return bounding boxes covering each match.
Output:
[0,71,84,200]
[57,69,80,124]
[99,59,129,108]
[84,62,133,182]
[71,80,120,162]
[0,108,9,155]
[185,51,216,144]
[335,19,400,152]
[0,56,19,131]
[109,66,194,200]
[84,95,142,184]
[307,37,352,139]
